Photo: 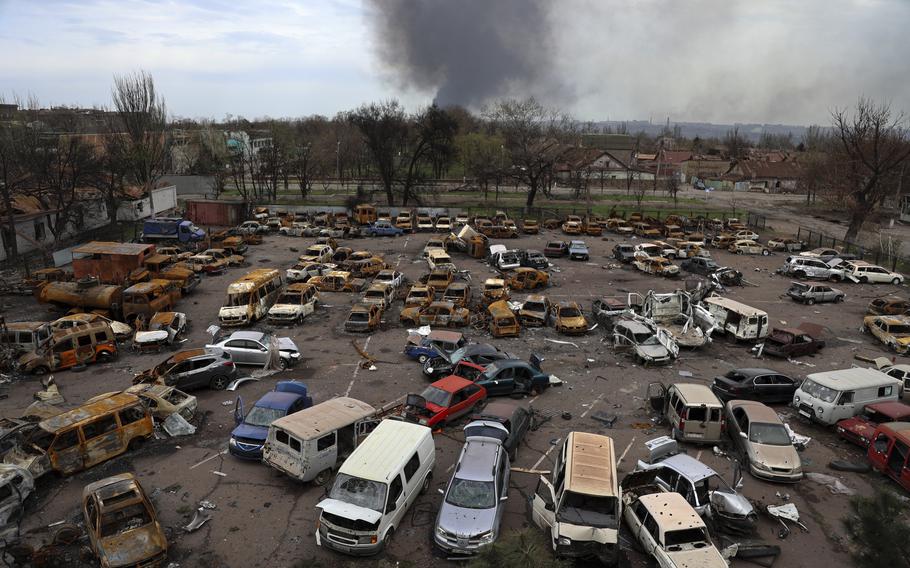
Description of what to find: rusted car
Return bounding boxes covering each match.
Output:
[507,267,549,291]
[186,253,229,274]
[88,383,197,421]
[425,269,455,296]
[133,311,187,351]
[345,303,382,333]
[51,312,132,342]
[203,248,244,267]
[405,284,436,308]
[443,282,473,308]
[521,219,540,234]
[663,224,685,239]
[3,393,153,478]
[584,222,603,236]
[562,221,583,235]
[83,473,168,568]
[482,278,510,304]
[481,225,519,239]
[400,301,470,327]
[763,327,826,358]
[554,301,589,335]
[867,298,910,316]
[488,300,520,338]
[837,401,910,448]
[863,315,910,355]
[298,244,334,264]
[633,255,680,277]
[607,218,634,235]
[348,256,387,278]
[18,322,118,375]
[633,222,661,238]
[361,282,395,310]
[308,270,367,293]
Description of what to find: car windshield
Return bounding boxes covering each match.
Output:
[420,385,452,407]
[445,478,496,509]
[226,292,251,307]
[800,379,839,403]
[349,312,369,322]
[639,334,661,346]
[560,307,581,318]
[556,492,618,528]
[524,301,546,312]
[245,405,285,427]
[887,324,910,334]
[664,527,708,547]
[329,473,387,513]
[99,502,152,537]
[749,422,792,446]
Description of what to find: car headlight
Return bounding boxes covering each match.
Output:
[419,418,428,425]
[753,461,772,472]
[794,395,800,404]
[557,537,571,546]
[477,531,495,544]
[816,406,824,416]
[229,437,237,447]
[435,525,446,536]
[290,352,300,359]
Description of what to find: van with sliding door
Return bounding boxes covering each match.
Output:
[704,297,769,341]
[793,367,900,425]
[316,420,435,556]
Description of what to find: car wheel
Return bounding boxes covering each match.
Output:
[96,350,114,363]
[128,436,146,452]
[830,274,842,282]
[277,358,289,371]
[834,295,844,303]
[860,276,869,283]
[806,298,815,305]
[32,366,49,376]
[762,249,769,256]
[417,354,429,364]
[893,278,902,285]
[382,528,395,550]
[795,270,807,279]
[209,375,229,390]
[420,472,432,494]
[313,468,333,486]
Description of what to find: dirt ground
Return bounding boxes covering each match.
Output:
[3,225,904,568]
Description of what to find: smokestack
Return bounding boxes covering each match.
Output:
[366,0,563,108]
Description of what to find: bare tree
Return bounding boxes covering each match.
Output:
[484,98,573,208]
[833,98,910,242]
[110,70,168,188]
[665,175,680,206]
[348,100,408,206]
[457,132,504,198]
[398,104,458,205]
[724,126,749,160]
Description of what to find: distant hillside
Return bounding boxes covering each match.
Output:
[592,120,816,143]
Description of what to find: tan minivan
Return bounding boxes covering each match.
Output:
[3,392,154,478]
[648,382,724,444]
[488,300,520,338]
[18,321,118,375]
[0,322,52,355]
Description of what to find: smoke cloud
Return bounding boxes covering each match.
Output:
[366,0,565,108]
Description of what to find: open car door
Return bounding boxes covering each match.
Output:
[530,476,557,544]
[647,382,668,414]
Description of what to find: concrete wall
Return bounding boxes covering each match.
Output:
[0,198,109,262]
[160,175,215,197]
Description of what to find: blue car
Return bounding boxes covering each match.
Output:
[229,381,313,460]
[365,221,404,237]
[404,330,467,364]
[568,240,590,261]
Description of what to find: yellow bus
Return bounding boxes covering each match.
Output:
[218,268,283,326]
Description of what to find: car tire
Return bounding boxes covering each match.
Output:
[382,528,395,551]
[830,274,842,282]
[417,354,429,364]
[420,472,432,494]
[209,375,229,390]
[671,427,681,441]
[762,249,769,256]
[278,358,289,371]
[893,278,902,285]
[32,366,49,376]
[795,270,807,279]
[96,351,114,363]
[806,298,815,305]
[860,276,869,283]
[313,468,333,486]
[128,436,146,452]
[834,295,844,303]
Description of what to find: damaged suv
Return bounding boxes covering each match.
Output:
[613,316,679,365]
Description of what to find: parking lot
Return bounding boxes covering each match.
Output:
[3,226,905,568]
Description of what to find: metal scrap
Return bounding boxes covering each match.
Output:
[33,376,64,405]
[805,472,855,495]
[162,413,196,436]
[184,507,212,532]
[544,338,579,349]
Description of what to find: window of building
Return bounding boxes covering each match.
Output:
[34,221,45,241]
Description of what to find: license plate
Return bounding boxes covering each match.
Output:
[798,410,811,418]
[688,432,703,438]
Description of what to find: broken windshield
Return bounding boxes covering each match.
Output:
[225,293,251,307]
[799,379,838,403]
[749,423,792,446]
[556,491,618,528]
[329,473,387,513]
[446,478,495,509]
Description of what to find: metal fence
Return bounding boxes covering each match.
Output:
[795,225,910,273]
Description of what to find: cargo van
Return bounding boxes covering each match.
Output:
[704,297,769,341]
[18,321,117,375]
[0,322,52,355]
[2,393,153,478]
[316,420,435,555]
[488,300,520,338]
[263,397,379,485]
[647,383,725,443]
[531,432,620,565]
[793,367,900,425]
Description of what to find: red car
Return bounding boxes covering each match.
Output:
[404,375,486,428]
[836,401,910,447]
[867,422,910,492]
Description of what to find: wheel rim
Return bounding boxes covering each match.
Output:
[418,355,428,364]
[211,376,227,390]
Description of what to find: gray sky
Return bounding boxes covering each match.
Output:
[1,0,907,125]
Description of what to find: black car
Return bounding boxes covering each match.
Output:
[710,368,800,403]
[612,243,636,264]
[473,357,549,397]
[134,348,239,391]
[520,250,549,270]
[680,256,720,276]
[423,343,514,380]
[468,400,532,460]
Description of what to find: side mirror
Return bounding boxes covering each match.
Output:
[739,431,748,439]
[260,347,268,352]
[233,397,243,424]
[500,495,508,502]
[437,488,445,495]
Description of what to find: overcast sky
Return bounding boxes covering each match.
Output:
[1,0,908,125]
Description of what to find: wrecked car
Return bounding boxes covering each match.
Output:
[487,300,520,338]
[83,473,168,568]
[591,296,630,330]
[680,255,720,276]
[400,301,470,328]
[404,330,467,364]
[786,282,845,304]
[344,303,382,332]
[628,290,715,348]
[866,422,910,493]
[4,393,153,478]
[725,400,803,482]
[208,330,300,370]
[404,376,486,428]
[648,383,724,444]
[133,311,187,351]
[468,400,531,461]
[285,261,336,283]
[50,313,132,343]
[543,240,569,258]
[519,295,551,327]
[782,256,845,281]
[0,464,34,545]
[520,249,548,269]
[133,348,237,391]
[88,383,197,421]
[612,243,637,264]
[442,281,473,308]
[405,284,435,308]
[267,283,319,324]
[613,316,679,365]
[308,270,367,293]
[361,282,395,310]
[424,269,455,295]
[554,301,589,335]
[567,240,589,261]
[635,437,757,532]
[633,254,680,277]
[621,473,727,568]
[423,343,514,380]
[230,381,313,460]
[521,219,539,234]
[863,315,910,354]
[763,326,826,358]
[373,269,405,293]
[297,244,333,264]
[868,298,910,316]
[473,356,549,397]
[836,401,910,448]
[481,278,510,304]
[507,267,548,291]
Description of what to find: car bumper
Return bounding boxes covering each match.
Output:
[749,463,803,482]
[228,440,264,460]
[558,326,588,335]
[219,316,250,327]
[268,314,300,324]
[433,532,491,555]
[318,530,383,556]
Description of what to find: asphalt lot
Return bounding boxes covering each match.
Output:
[3,226,906,568]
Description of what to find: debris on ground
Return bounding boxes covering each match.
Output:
[184,507,212,532]
[33,376,64,405]
[162,414,197,437]
[590,411,618,428]
[804,472,855,495]
[544,338,579,348]
[767,503,808,538]
[781,420,811,449]
[828,459,871,473]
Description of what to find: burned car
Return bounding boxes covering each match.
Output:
[133,311,187,351]
[0,464,34,545]
[481,278,510,304]
[612,243,637,264]
[400,301,470,328]
[867,298,910,316]
[404,330,467,364]
[634,255,680,277]
[405,284,436,308]
[308,270,367,293]
[83,473,168,568]
[613,316,679,365]
[520,250,549,270]
[507,267,549,291]
[553,301,589,335]
[423,343,515,380]
[519,295,551,327]
[635,437,757,533]
[88,383,198,421]
[863,315,910,355]
[591,297,630,330]
[344,303,382,332]
[763,326,826,358]
[628,290,715,348]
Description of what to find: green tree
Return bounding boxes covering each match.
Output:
[843,489,910,568]
[467,529,571,568]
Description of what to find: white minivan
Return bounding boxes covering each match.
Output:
[316,420,435,555]
[793,367,901,425]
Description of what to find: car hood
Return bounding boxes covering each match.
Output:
[636,344,670,359]
[269,303,301,314]
[98,524,167,568]
[231,422,269,442]
[108,321,133,336]
[277,337,299,353]
[317,498,382,524]
[219,306,248,317]
[837,416,874,438]
[436,502,497,537]
[560,316,587,327]
[666,547,727,568]
[134,330,170,344]
[750,443,801,470]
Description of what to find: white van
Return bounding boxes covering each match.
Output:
[793,367,900,425]
[0,322,52,356]
[531,432,620,565]
[262,397,378,485]
[316,420,435,555]
[704,297,769,341]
